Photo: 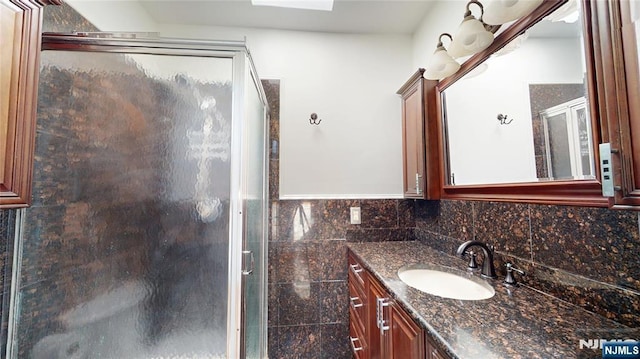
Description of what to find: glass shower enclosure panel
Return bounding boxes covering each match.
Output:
[7,35,267,359]
[241,68,268,359]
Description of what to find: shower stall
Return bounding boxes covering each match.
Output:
[7,34,268,358]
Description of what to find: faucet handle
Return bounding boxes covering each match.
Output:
[504,262,525,286]
[465,250,479,270]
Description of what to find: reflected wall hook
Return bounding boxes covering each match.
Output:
[309,113,322,125]
[497,113,513,125]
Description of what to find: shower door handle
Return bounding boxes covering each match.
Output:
[242,250,255,275]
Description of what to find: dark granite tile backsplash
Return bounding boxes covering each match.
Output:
[414,200,640,329]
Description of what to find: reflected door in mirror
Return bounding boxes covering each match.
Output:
[539,97,594,180]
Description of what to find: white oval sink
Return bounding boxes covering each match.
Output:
[398,265,495,300]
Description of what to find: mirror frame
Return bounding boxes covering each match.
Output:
[434,0,611,207]
[1,0,60,208]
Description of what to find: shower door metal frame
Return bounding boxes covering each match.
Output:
[19,33,270,359]
[237,52,269,359]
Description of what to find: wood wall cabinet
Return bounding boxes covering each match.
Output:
[397,69,440,200]
[594,0,640,209]
[348,251,448,359]
[1,0,60,208]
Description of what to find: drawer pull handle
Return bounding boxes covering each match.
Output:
[350,263,365,282]
[350,296,363,308]
[350,263,363,274]
[350,337,364,352]
[376,297,390,334]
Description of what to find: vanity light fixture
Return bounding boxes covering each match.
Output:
[424,33,461,80]
[447,0,495,59]
[482,0,543,25]
[251,0,334,11]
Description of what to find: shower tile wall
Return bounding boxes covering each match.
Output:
[0,210,17,356]
[0,4,99,356]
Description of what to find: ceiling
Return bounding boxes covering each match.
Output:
[137,0,437,35]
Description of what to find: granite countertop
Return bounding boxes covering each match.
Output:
[347,241,633,359]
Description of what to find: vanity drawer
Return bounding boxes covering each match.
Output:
[348,252,367,289]
[349,307,368,359]
[349,280,367,334]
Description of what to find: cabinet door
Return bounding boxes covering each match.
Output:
[595,0,640,208]
[401,79,426,199]
[367,276,389,359]
[388,302,426,359]
[398,69,441,200]
[368,273,427,359]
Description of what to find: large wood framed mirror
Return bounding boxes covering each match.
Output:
[435,0,616,207]
[1,0,60,208]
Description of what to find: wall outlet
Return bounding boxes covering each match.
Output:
[350,207,361,225]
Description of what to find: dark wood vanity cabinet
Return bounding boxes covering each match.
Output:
[397,69,440,200]
[348,251,447,359]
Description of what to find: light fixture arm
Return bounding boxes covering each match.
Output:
[437,33,454,50]
[464,0,484,19]
[464,0,501,33]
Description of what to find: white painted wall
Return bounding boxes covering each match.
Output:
[65,0,158,33]
[412,1,460,71]
[159,24,412,198]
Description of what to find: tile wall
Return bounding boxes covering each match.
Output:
[414,200,640,329]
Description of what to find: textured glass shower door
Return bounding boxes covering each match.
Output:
[241,67,268,359]
[8,35,267,359]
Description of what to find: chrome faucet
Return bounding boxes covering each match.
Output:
[456,240,497,279]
